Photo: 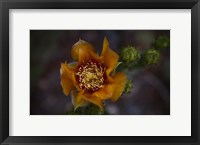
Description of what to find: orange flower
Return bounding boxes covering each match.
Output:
[60,37,127,110]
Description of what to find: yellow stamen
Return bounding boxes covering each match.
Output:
[75,60,105,91]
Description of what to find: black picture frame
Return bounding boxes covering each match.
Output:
[0,0,199,145]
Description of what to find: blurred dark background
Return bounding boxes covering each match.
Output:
[30,30,170,115]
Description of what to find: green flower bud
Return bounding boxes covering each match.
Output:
[142,49,160,65]
[121,46,140,64]
[123,80,133,94]
[154,35,169,49]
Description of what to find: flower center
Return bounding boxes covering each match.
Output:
[75,60,106,92]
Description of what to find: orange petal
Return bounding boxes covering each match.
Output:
[109,72,127,101]
[101,37,119,81]
[82,94,104,110]
[60,63,78,96]
[71,39,100,62]
[71,90,88,110]
[92,84,114,100]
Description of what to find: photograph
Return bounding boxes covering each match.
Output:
[1,0,199,144]
[30,30,170,115]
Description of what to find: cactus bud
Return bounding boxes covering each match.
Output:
[142,49,160,65]
[121,46,140,64]
[154,35,169,49]
[123,80,133,94]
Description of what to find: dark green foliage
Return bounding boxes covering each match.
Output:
[66,104,107,115]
